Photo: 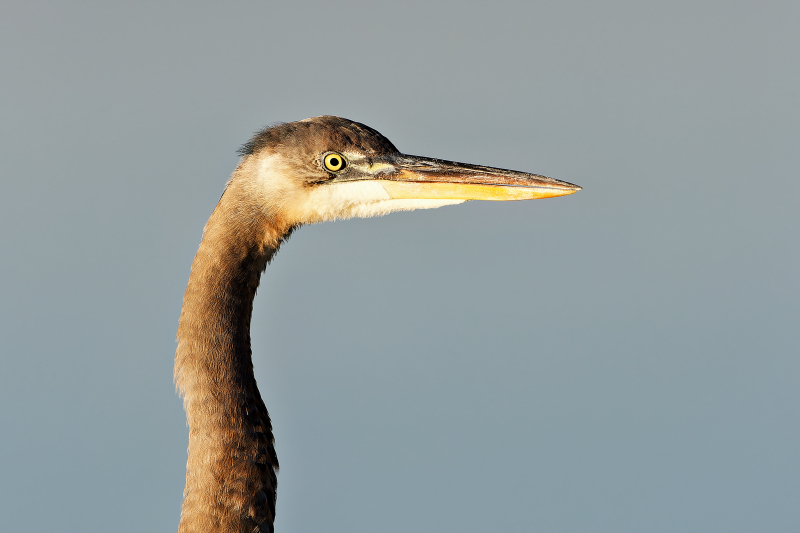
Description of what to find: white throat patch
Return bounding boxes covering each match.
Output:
[297,181,464,223]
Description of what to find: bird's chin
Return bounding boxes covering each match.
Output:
[288,180,464,223]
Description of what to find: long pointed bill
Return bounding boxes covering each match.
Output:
[372,154,581,201]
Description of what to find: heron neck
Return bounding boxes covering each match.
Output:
[175,183,293,533]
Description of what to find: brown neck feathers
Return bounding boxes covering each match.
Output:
[175,179,294,533]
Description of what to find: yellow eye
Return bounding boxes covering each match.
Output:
[323,152,346,172]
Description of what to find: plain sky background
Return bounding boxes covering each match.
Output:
[1,1,798,532]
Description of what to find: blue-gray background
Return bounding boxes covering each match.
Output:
[1,1,798,532]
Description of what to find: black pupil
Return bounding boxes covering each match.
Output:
[330,157,340,167]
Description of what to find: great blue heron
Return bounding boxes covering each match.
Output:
[175,116,581,533]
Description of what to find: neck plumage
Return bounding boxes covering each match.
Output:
[175,179,294,533]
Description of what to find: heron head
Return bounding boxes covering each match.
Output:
[235,116,581,225]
